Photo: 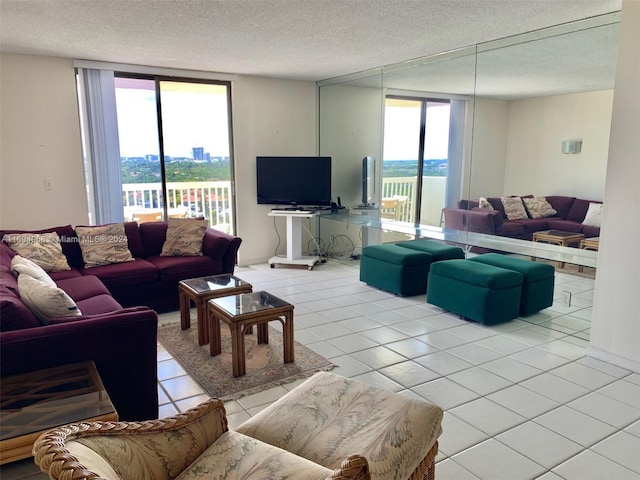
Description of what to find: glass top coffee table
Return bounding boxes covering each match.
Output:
[0,361,117,464]
[208,291,295,377]
[179,274,253,345]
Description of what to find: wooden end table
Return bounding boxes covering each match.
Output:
[532,230,585,267]
[579,237,599,272]
[208,291,295,377]
[179,274,253,346]
[0,361,117,464]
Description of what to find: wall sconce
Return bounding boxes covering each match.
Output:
[561,139,582,154]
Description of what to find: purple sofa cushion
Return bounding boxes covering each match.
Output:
[458,199,479,210]
[48,268,83,282]
[582,225,601,238]
[123,222,145,258]
[545,196,576,219]
[545,219,584,233]
[0,286,41,331]
[139,221,169,257]
[73,294,123,316]
[56,275,111,302]
[1,225,84,269]
[79,258,158,288]
[496,222,525,237]
[566,199,602,223]
[509,219,549,235]
[145,255,222,282]
[487,197,507,218]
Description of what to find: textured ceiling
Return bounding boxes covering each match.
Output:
[0,0,622,95]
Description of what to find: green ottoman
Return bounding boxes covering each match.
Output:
[427,259,523,325]
[468,253,555,316]
[396,238,465,262]
[360,243,432,296]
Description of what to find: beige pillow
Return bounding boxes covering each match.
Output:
[478,197,494,210]
[75,224,134,268]
[11,255,56,287]
[582,203,603,227]
[3,232,71,272]
[18,274,82,322]
[161,219,207,256]
[500,197,528,220]
[522,196,557,219]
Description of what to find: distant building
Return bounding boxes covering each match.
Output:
[192,147,204,160]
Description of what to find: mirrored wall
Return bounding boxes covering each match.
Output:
[318,11,620,271]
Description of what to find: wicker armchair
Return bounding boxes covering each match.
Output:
[33,398,371,480]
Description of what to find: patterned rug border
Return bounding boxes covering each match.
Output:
[158,322,335,401]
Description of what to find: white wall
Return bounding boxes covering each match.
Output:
[589,0,640,372]
[232,76,317,265]
[0,54,89,228]
[503,90,613,199]
[0,54,318,266]
[468,97,509,199]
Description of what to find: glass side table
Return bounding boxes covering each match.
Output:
[208,291,294,377]
[178,274,253,345]
[0,361,117,464]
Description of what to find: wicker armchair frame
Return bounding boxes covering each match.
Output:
[32,398,371,480]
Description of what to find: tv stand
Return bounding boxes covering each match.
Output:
[268,210,320,270]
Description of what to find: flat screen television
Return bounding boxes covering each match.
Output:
[361,155,376,206]
[256,156,332,207]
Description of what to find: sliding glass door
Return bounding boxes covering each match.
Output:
[382,96,451,226]
[115,76,235,232]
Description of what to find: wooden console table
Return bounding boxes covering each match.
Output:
[0,361,117,464]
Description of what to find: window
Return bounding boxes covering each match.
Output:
[77,69,235,234]
[382,96,464,226]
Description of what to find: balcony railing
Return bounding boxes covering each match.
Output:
[122,181,233,233]
[382,176,446,226]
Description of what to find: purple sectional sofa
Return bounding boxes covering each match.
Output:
[0,221,242,421]
[443,195,601,241]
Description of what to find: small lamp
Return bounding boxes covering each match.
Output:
[561,139,582,154]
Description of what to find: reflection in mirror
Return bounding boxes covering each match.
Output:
[317,12,620,340]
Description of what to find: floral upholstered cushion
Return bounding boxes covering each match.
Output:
[500,196,529,220]
[522,196,557,219]
[236,371,443,480]
[75,224,134,268]
[177,431,332,480]
[161,218,207,256]
[3,232,71,272]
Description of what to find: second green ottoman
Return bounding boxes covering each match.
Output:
[468,253,555,316]
[360,243,432,296]
[395,239,465,262]
[427,259,523,325]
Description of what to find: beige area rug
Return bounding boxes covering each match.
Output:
[157,322,334,400]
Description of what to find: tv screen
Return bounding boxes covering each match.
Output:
[256,156,332,207]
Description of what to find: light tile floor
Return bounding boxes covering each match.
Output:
[4,259,639,480]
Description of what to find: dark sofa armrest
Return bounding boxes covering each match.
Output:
[202,227,242,273]
[443,207,500,234]
[0,308,159,421]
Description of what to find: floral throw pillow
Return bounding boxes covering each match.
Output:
[75,224,134,268]
[161,219,207,256]
[500,197,529,220]
[522,196,557,219]
[478,197,494,210]
[3,232,71,272]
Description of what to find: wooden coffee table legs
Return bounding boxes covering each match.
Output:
[208,309,295,377]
